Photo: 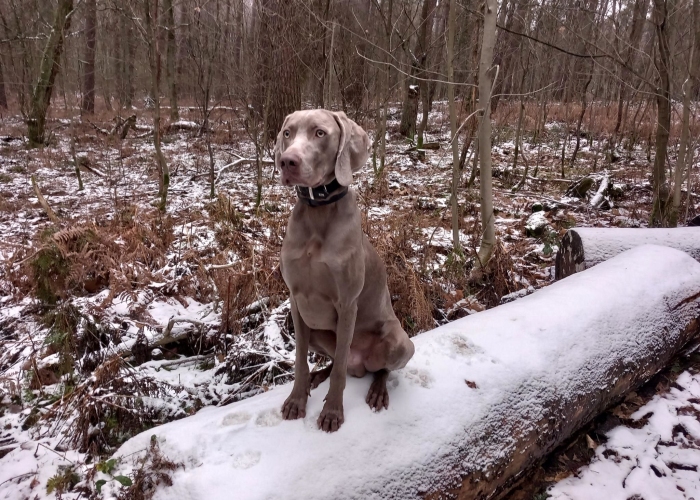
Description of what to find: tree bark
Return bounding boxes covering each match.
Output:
[81,0,96,114]
[27,0,74,146]
[164,0,179,121]
[0,58,8,109]
[650,0,671,227]
[144,0,169,211]
[555,227,700,279]
[258,0,302,139]
[671,0,698,227]
[447,0,460,253]
[472,0,498,275]
[416,0,437,149]
[374,0,393,175]
[118,11,135,109]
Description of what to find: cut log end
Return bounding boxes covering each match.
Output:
[554,229,585,280]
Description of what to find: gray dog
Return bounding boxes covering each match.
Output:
[275,109,415,432]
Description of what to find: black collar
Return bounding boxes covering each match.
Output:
[295,178,348,207]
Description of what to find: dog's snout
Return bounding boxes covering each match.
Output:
[280,152,301,171]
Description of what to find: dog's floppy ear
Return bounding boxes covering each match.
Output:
[332,112,370,186]
[274,115,290,171]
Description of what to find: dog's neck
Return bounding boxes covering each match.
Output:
[295,178,348,207]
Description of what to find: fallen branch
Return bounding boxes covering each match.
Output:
[30,175,59,224]
[215,156,274,185]
[118,317,209,358]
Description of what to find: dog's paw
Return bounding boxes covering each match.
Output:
[317,403,344,432]
[366,378,389,412]
[281,394,307,420]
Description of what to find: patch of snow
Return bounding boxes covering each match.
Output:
[550,370,700,500]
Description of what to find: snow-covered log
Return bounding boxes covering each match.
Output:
[555,227,700,279]
[111,246,700,500]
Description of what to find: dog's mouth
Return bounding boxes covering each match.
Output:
[282,173,324,189]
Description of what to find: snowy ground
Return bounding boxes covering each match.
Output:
[0,102,698,499]
[550,370,700,500]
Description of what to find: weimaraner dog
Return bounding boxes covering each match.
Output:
[275,110,415,432]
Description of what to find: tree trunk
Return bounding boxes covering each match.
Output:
[145,0,169,212]
[510,100,524,178]
[27,0,74,146]
[650,0,671,227]
[416,0,436,149]
[82,0,96,114]
[112,246,700,500]
[374,0,393,175]
[399,74,419,140]
[118,13,135,109]
[447,0,460,253]
[570,69,593,165]
[472,0,498,275]
[164,0,178,121]
[259,0,302,139]
[555,227,700,279]
[671,0,698,227]
[0,59,8,109]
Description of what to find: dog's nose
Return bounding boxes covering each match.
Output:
[280,152,301,171]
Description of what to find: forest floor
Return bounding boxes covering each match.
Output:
[0,101,698,499]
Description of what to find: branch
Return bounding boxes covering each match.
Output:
[496,23,606,59]
[31,175,59,224]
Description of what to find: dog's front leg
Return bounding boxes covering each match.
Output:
[318,301,357,432]
[282,297,310,420]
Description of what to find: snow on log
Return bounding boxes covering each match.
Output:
[110,246,700,500]
[555,227,700,280]
[589,175,609,209]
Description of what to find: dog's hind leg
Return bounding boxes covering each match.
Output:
[309,363,333,390]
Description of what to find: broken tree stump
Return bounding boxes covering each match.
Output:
[113,245,700,500]
[555,227,700,280]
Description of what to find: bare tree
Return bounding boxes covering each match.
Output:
[27,0,74,145]
[164,0,178,121]
[0,57,8,109]
[447,0,460,253]
[82,0,96,114]
[650,0,671,227]
[671,0,699,226]
[473,0,498,275]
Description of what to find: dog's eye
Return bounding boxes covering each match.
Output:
[315,129,326,138]
[283,130,290,138]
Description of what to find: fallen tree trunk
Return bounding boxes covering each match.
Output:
[555,227,700,279]
[113,245,700,500]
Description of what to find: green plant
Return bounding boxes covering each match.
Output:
[42,304,81,376]
[46,465,80,495]
[95,458,133,493]
[540,230,559,257]
[0,173,12,183]
[31,245,70,304]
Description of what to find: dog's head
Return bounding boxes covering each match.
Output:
[274,110,370,188]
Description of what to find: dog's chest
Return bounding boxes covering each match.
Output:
[281,233,337,297]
